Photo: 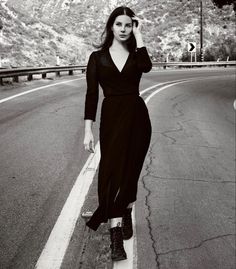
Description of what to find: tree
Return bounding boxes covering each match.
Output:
[211,0,236,12]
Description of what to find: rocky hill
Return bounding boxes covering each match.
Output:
[0,0,235,67]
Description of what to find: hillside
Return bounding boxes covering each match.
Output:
[0,0,235,67]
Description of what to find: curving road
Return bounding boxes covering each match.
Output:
[0,68,235,269]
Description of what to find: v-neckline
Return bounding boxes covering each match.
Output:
[108,48,130,74]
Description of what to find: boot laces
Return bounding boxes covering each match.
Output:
[111,227,123,249]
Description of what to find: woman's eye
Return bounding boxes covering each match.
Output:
[115,23,132,28]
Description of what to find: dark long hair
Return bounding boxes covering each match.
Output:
[94,6,137,52]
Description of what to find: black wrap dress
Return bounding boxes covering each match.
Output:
[84,46,152,231]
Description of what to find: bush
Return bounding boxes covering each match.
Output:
[205,36,236,60]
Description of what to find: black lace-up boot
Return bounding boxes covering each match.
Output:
[109,223,127,261]
[122,207,133,240]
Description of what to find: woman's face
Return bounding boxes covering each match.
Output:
[111,15,133,43]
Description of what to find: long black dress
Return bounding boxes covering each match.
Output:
[84,46,152,231]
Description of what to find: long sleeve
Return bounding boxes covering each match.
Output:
[135,46,152,73]
[84,51,99,122]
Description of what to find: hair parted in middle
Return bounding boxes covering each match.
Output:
[93,6,137,52]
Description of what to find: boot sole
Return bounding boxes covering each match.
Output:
[123,235,133,240]
[122,230,133,240]
[112,255,127,261]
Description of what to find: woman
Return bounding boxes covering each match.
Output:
[83,6,152,261]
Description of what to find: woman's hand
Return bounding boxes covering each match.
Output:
[132,16,142,36]
[132,15,144,48]
[84,130,95,153]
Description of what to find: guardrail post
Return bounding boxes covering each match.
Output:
[0,78,3,86]
[13,76,19,83]
[42,73,47,79]
[28,74,33,81]
[56,71,60,77]
[69,70,73,75]
[82,69,86,74]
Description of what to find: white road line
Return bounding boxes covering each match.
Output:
[139,76,225,97]
[150,67,236,73]
[33,78,199,269]
[139,76,213,96]
[1,74,230,105]
[113,205,137,269]
[145,80,190,103]
[144,75,235,104]
[35,142,100,269]
[0,77,85,104]
[113,82,182,269]
[140,79,188,96]
[112,75,232,269]
[34,80,166,269]
[34,75,232,269]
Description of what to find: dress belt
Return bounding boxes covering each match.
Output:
[104,92,140,98]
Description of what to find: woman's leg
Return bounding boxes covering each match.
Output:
[122,203,133,240]
[110,217,122,228]
[109,217,127,261]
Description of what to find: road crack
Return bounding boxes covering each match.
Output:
[141,141,161,269]
[157,233,235,256]
[149,174,235,184]
[161,122,183,144]
[172,102,184,117]
[171,143,220,149]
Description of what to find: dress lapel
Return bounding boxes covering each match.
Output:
[108,49,130,74]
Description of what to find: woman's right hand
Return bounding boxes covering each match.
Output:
[84,130,95,153]
[132,15,142,36]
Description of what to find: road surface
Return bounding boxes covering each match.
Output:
[0,68,235,269]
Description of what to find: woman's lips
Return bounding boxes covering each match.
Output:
[119,35,127,37]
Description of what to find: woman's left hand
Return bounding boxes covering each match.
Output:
[132,16,142,36]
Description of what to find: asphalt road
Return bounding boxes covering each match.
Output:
[0,68,235,269]
[137,72,235,269]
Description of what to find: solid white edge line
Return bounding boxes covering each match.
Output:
[1,74,231,105]
[34,78,205,269]
[139,79,189,96]
[33,79,164,269]
[35,74,233,269]
[112,80,193,269]
[140,74,234,97]
[112,75,232,269]
[132,205,138,269]
[145,80,189,104]
[0,77,85,104]
[33,79,165,269]
[113,205,136,269]
[35,142,100,269]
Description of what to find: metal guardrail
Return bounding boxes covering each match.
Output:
[152,61,236,68]
[0,65,86,85]
[0,61,235,85]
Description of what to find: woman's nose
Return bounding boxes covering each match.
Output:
[121,26,125,32]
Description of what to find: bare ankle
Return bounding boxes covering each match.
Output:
[110,217,122,228]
